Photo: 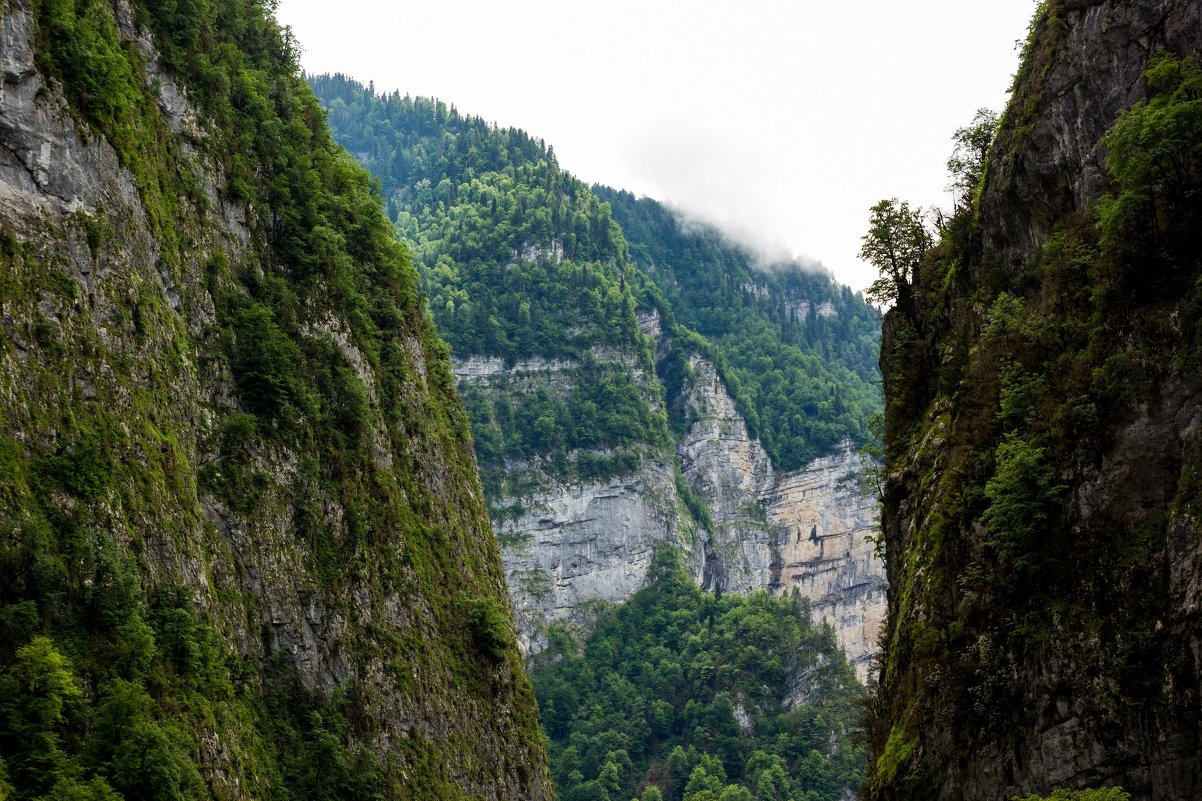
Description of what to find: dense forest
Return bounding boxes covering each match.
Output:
[309,74,882,473]
[529,552,864,801]
[310,74,674,495]
[597,189,882,470]
[310,74,637,363]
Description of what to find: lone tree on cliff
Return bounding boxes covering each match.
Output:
[861,198,931,309]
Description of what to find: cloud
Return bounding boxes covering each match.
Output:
[618,122,830,276]
[670,203,830,276]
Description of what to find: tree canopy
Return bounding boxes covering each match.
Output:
[529,552,866,801]
[860,199,931,308]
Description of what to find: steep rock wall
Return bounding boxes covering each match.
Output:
[981,0,1202,266]
[462,314,886,680]
[0,1,550,796]
[674,350,885,681]
[870,1,1202,798]
[453,353,701,654]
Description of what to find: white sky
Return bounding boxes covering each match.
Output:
[275,0,1039,293]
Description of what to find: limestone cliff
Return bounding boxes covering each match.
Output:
[869,0,1202,798]
[307,74,886,680]
[461,309,886,681]
[453,349,698,655]
[672,342,885,682]
[0,1,549,797]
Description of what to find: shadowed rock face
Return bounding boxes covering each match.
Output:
[980,0,1202,268]
[871,1,1202,798]
[461,312,886,682]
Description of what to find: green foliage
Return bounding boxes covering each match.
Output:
[871,726,915,790]
[464,595,515,663]
[861,199,931,309]
[600,188,883,470]
[1098,50,1202,287]
[31,440,113,500]
[310,74,637,363]
[530,552,864,801]
[675,476,714,532]
[1015,790,1130,801]
[3,0,545,797]
[1104,51,1202,192]
[946,108,999,212]
[981,434,1066,573]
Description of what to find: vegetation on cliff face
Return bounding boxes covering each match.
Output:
[596,188,882,471]
[529,552,865,801]
[867,0,1202,794]
[309,73,882,484]
[0,0,547,798]
[309,73,674,497]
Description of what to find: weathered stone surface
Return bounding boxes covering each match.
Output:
[497,461,697,653]
[766,450,884,681]
[454,347,704,654]
[872,1,1202,797]
[0,2,550,796]
[981,0,1202,267]
[675,351,885,681]
[463,326,886,681]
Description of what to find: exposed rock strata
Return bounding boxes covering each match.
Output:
[457,338,886,681]
[453,353,702,654]
[675,352,885,681]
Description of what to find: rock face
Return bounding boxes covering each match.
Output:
[453,351,703,654]
[675,350,885,681]
[765,451,884,680]
[0,1,549,797]
[461,323,886,681]
[981,0,1202,267]
[869,1,1202,798]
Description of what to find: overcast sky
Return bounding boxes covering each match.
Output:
[274,0,1039,292]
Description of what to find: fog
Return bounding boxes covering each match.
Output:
[276,0,1039,292]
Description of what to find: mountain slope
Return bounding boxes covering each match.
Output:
[531,552,865,801]
[310,74,886,679]
[869,1,1202,798]
[0,2,548,798]
[596,187,882,471]
[310,74,696,647]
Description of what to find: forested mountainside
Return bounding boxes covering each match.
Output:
[0,1,549,798]
[310,73,887,679]
[530,552,864,801]
[596,187,881,471]
[869,0,1202,798]
[310,73,669,501]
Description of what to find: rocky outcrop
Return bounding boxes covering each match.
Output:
[870,1,1202,798]
[674,350,885,681]
[981,0,1202,266]
[0,1,550,796]
[495,463,696,653]
[460,329,886,681]
[453,351,703,653]
[766,450,884,681]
